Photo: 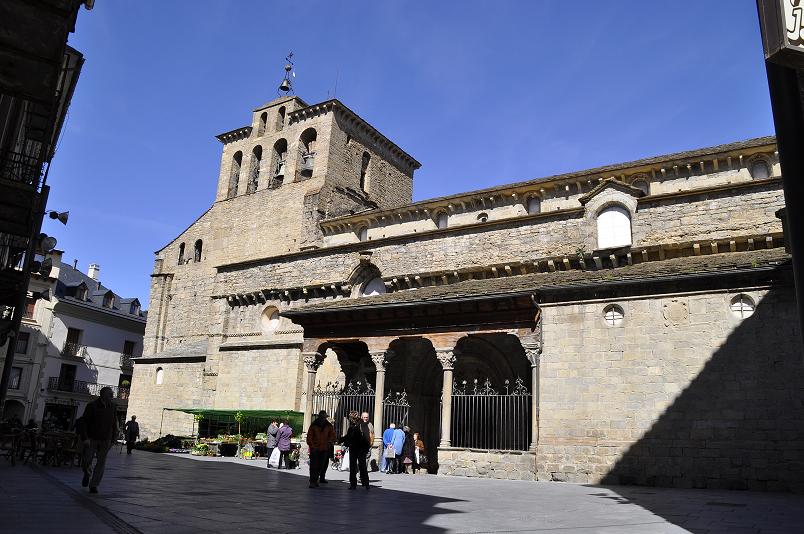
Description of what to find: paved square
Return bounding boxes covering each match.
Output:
[2,451,803,533]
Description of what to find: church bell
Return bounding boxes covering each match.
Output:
[279,78,290,92]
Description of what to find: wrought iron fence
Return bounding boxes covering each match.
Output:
[311,381,375,437]
[120,353,133,368]
[382,390,410,430]
[47,377,130,400]
[449,377,531,451]
[61,342,87,359]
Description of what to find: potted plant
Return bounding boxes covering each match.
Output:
[234,411,245,457]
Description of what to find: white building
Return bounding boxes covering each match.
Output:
[1,251,146,430]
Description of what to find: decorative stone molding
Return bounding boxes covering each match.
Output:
[302,351,324,371]
[369,349,394,371]
[521,342,541,367]
[436,348,457,370]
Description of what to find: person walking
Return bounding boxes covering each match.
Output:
[401,426,415,474]
[79,387,119,494]
[340,410,371,490]
[381,422,395,473]
[276,420,293,469]
[266,419,279,467]
[392,423,406,474]
[306,410,336,488]
[123,415,139,455]
[413,432,426,473]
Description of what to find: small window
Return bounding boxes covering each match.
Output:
[358,227,368,242]
[103,293,115,308]
[156,367,164,385]
[436,212,449,229]
[360,152,370,191]
[603,304,624,327]
[730,294,755,318]
[597,205,632,249]
[261,307,281,334]
[527,197,541,215]
[75,285,88,301]
[750,160,770,180]
[360,277,386,297]
[276,106,286,131]
[130,302,140,315]
[23,298,36,319]
[9,367,22,390]
[258,112,267,136]
[247,145,262,193]
[477,212,488,223]
[194,240,203,262]
[299,128,317,177]
[123,340,135,357]
[15,331,30,354]
[228,151,242,199]
[178,243,185,265]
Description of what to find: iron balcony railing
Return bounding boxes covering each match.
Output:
[47,377,130,400]
[120,353,134,368]
[61,341,88,359]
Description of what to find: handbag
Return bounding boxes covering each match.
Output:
[383,445,396,459]
[403,457,413,464]
[268,447,281,467]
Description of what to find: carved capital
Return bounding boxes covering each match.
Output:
[369,349,394,372]
[435,348,457,370]
[302,351,324,371]
[522,342,541,367]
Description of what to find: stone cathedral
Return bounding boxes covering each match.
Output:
[128,92,804,491]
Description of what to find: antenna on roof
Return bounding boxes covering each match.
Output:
[278,52,294,95]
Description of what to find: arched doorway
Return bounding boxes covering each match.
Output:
[2,399,25,422]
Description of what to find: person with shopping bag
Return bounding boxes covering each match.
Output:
[339,410,371,490]
[266,419,279,468]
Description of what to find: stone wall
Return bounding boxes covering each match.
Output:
[536,286,804,491]
[438,448,537,480]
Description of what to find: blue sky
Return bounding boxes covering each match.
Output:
[45,1,774,308]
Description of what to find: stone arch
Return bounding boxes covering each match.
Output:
[746,154,773,180]
[2,399,25,421]
[346,260,386,298]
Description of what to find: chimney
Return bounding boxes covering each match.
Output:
[88,263,100,280]
[73,259,77,269]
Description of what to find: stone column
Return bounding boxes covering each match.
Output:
[436,348,457,448]
[522,342,541,452]
[369,350,393,448]
[301,352,323,440]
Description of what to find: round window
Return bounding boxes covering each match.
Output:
[730,294,755,318]
[603,304,624,327]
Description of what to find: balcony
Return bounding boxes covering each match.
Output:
[47,377,130,401]
[61,341,88,359]
[120,353,134,368]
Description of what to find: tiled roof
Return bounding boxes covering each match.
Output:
[56,263,146,318]
[287,248,790,314]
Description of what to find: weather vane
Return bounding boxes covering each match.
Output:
[278,52,295,95]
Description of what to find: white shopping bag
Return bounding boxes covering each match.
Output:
[268,447,280,467]
[340,448,350,471]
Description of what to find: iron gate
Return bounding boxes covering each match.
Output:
[381,390,410,430]
[311,381,375,437]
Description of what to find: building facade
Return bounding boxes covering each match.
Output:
[1,253,146,430]
[128,94,803,491]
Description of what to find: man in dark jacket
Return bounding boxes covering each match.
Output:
[340,411,372,490]
[79,387,119,493]
[306,410,336,488]
[123,415,139,455]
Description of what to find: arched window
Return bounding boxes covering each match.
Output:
[194,240,203,262]
[436,212,449,229]
[603,304,624,326]
[257,112,267,136]
[247,146,262,193]
[360,277,386,297]
[360,152,370,191]
[299,128,317,177]
[228,151,242,198]
[261,306,280,334]
[527,197,541,215]
[730,294,755,318]
[177,243,185,265]
[155,367,164,385]
[357,227,368,242]
[276,106,286,131]
[271,139,287,188]
[597,205,632,249]
[750,160,770,180]
[477,212,488,223]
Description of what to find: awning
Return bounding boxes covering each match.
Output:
[167,408,304,430]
